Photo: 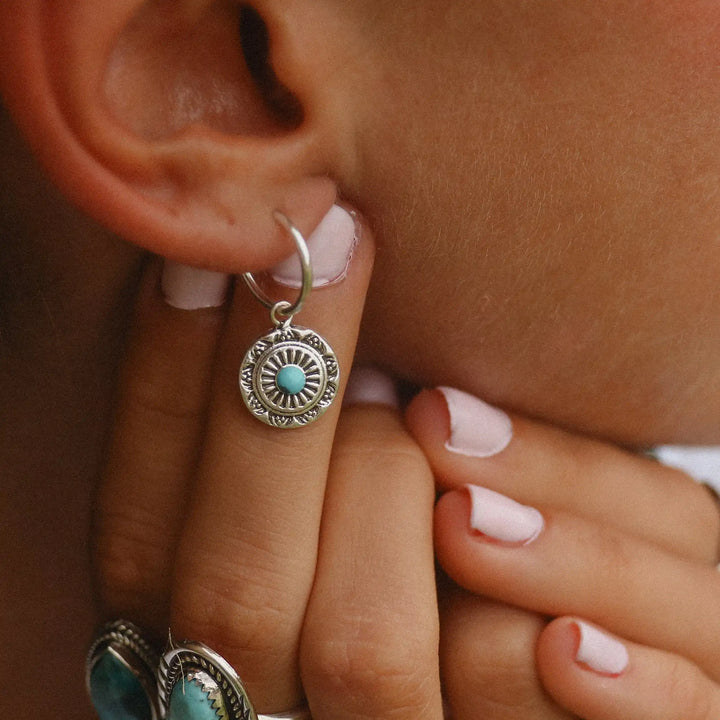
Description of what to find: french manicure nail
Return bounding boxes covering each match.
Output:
[574,621,629,676]
[466,485,544,544]
[438,387,513,458]
[271,204,357,288]
[161,261,230,310]
[344,367,400,408]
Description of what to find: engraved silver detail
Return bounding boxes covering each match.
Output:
[159,642,257,720]
[239,324,339,428]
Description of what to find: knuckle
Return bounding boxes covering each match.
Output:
[93,504,172,611]
[665,657,715,720]
[334,431,432,483]
[582,521,634,584]
[336,409,430,468]
[442,605,550,716]
[172,576,297,702]
[304,612,437,717]
[173,561,296,664]
[124,371,205,425]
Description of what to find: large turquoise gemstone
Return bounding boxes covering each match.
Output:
[89,651,152,720]
[276,364,306,395]
[167,674,225,720]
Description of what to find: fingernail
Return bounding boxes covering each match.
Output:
[271,204,357,288]
[573,621,629,676]
[438,387,513,458]
[344,367,400,408]
[161,261,230,310]
[465,485,544,544]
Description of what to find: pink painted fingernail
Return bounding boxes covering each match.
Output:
[161,261,230,310]
[573,621,629,676]
[465,485,544,545]
[271,205,357,288]
[344,367,400,408]
[438,387,513,458]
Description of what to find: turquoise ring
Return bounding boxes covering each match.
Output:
[159,640,311,720]
[86,619,161,720]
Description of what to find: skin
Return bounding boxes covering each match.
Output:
[1,0,720,717]
[341,0,720,444]
[2,0,720,444]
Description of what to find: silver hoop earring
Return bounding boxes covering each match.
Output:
[239,211,339,428]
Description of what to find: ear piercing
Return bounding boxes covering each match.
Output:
[239,211,339,428]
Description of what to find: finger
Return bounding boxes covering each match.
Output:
[93,259,229,633]
[439,588,576,720]
[537,617,720,720]
[407,387,720,564]
[434,486,720,682]
[300,382,442,720]
[171,207,373,712]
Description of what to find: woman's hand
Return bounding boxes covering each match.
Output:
[90,196,720,720]
[91,207,445,719]
[407,387,720,719]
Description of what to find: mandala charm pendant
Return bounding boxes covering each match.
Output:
[239,321,339,428]
[240,210,343,428]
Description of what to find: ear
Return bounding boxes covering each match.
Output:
[0,0,353,271]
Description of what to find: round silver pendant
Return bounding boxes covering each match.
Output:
[239,324,339,428]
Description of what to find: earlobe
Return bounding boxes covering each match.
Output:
[0,0,343,271]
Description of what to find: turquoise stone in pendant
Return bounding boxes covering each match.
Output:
[89,650,153,720]
[276,364,306,395]
[167,673,226,720]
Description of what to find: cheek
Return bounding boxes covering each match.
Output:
[361,227,720,445]
[352,1,720,443]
